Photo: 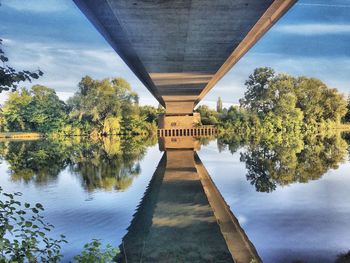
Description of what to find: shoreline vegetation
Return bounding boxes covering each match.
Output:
[1,68,350,139]
[0,120,350,140]
[2,38,350,138]
[197,67,350,138]
[0,132,42,139]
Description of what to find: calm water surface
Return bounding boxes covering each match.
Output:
[0,134,349,262]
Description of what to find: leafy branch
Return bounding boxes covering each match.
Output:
[0,186,67,262]
[0,39,43,93]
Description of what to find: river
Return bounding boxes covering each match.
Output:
[0,133,349,262]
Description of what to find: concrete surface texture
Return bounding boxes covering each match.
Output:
[158,112,201,129]
[73,0,296,114]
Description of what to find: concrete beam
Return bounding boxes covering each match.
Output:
[73,0,297,113]
[195,0,297,105]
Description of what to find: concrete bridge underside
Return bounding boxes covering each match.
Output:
[73,0,296,123]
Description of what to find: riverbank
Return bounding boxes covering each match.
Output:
[335,123,350,130]
[0,132,43,139]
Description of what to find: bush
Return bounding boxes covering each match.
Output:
[0,187,67,262]
[73,239,119,263]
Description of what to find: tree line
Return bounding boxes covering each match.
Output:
[0,135,156,192]
[0,76,162,136]
[197,67,349,135]
[1,39,162,136]
[218,130,349,193]
[2,33,349,137]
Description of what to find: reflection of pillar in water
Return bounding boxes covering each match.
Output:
[118,137,261,263]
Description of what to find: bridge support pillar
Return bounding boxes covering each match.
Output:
[158,112,200,129]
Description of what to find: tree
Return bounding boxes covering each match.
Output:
[67,76,143,135]
[195,105,219,125]
[266,74,304,132]
[2,88,33,131]
[341,94,350,123]
[216,97,223,112]
[68,76,157,135]
[28,85,67,132]
[73,240,118,263]
[0,39,43,93]
[1,86,67,132]
[139,105,163,124]
[239,132,347,192]
[238,68,347,130]
[240,67,275,113]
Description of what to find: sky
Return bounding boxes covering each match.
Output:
[0,0,349,108]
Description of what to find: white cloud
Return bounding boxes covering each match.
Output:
[236,214,248,225]
[0,92,10,105]
[2,38,350,107]
[197,100,237,110]
[274,24,350,35]
[1,0,70,13]
[204,52,350,104]
[56,91,75,102]
[297,3,350,8]
[139,97,159,107]
[3,38,147,97]
[1,38,13,44]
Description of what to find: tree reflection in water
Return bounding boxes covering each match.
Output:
[0,135,157,191]
[219,131,349,193]
[0,131,349,194]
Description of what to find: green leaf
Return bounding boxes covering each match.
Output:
[25,221,33,227]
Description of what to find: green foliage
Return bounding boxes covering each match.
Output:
[73,239,118,263]
[0,187,67,262]
[294,77,347,124]
[195,105,219,125]
[342,94,350,123]
[139,105,164,124]
[219,130,348,193]
[215,67,348,137]
[66,76,156,136]
[239,68,347,128]
[216,97,223,112]
[0,187,121,262]
[102,117,121,135]
[0,76,159,136]
[239,67,275,114]
[335,251,350,263]
[0,39,43,93]
[1,86,67,133]
[0,136,156,192]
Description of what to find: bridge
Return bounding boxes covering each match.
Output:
[73,0,296,129]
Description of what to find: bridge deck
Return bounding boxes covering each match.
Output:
[73,0,296,114]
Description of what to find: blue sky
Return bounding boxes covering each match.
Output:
[0,0,349,108]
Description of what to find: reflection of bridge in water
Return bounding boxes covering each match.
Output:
[118,136,261,263]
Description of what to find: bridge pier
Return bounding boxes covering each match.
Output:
[158,112,200,130]
[157,111,217,137]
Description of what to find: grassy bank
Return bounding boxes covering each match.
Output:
[334,123,350,130]
[0,132,43,139]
